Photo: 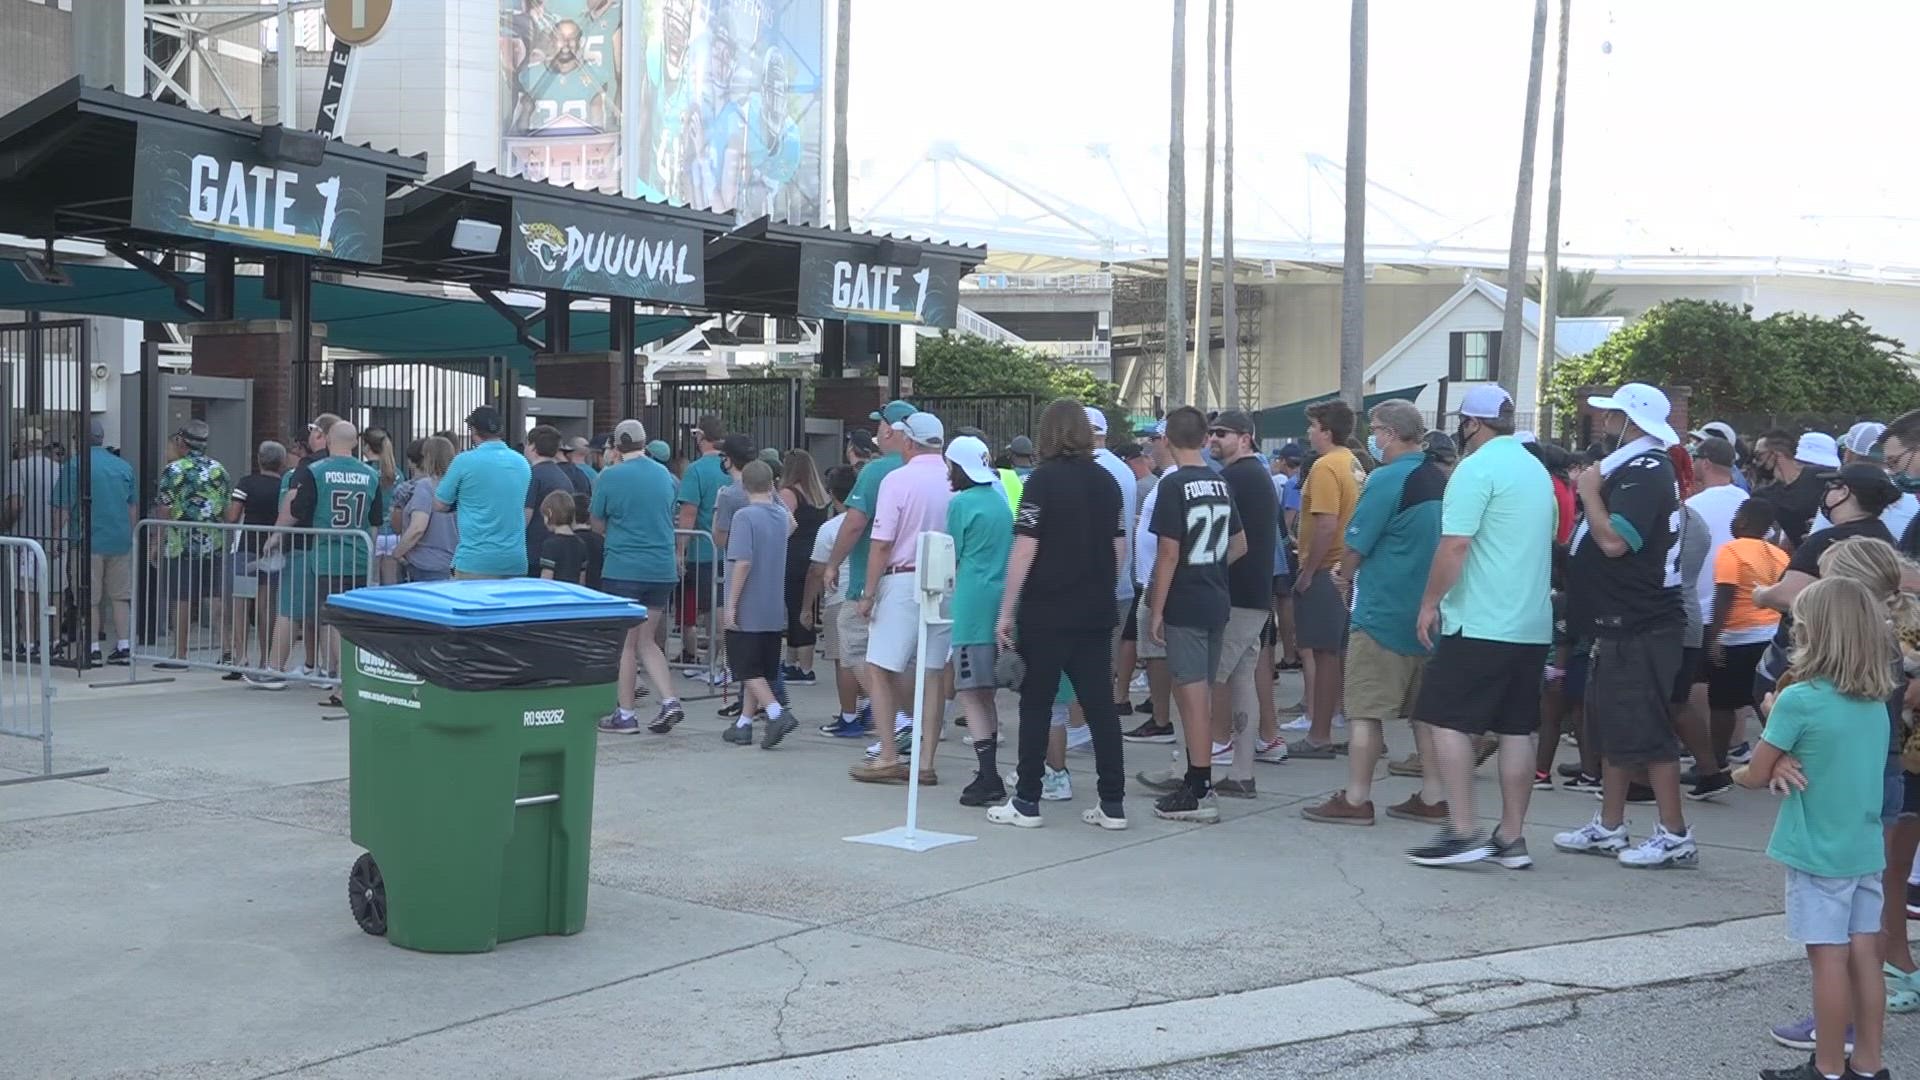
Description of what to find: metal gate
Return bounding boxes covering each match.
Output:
[648,378,802,458]
[912,394,1037,455]
[315,357,519,444]
[0,536,105,784]
[0,319,96,670]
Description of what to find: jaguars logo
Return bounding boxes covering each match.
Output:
[519,221,567,272]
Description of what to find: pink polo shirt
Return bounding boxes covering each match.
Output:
[869,451,953,570]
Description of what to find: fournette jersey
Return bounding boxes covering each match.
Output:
[1149,464,1242,628]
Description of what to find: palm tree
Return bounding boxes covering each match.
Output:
[1528,268,1627,317]
[1498,0,1549,403]
[1221,0,1238,406]
[1165,0,1188,406]
[1338,0,1367,409]
[1533,0,1571,430]
[1190,0,1218,409]
[832,0,851,231]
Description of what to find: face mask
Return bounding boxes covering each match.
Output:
[1454,420,1475,453]
[1822,488,1849,518]
[1894,472,1920,495]
[1366,433,1384,461]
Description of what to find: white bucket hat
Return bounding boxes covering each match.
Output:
[1586,382,1678,447]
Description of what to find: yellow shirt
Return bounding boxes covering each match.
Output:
[1301,445,1362,565]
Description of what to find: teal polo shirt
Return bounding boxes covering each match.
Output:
[435,438,533,576]
[1345,452,1445,656]
[52,446,138,557]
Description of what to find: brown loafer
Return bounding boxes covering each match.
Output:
[1387,753,1423,778]
[1302,791,1375,825]
[850,760,908,784]
[1385,793,1448,822]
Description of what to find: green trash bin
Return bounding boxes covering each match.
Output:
[325,579,647,954]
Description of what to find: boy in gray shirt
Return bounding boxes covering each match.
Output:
[723,460,798,748]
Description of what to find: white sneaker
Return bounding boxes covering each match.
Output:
[706,666,732,686]
[1255,736,1289,763]
[285,664,309,680]
[987,799,1043,828]
[1042,765,1073,801]
[1066,725,1092,754]
[1129,670,1149,693]
[1279,716,1312,732]
[1081,805,1129,831]
[1617,824,1698,869]
[1210,740,1233,767]
[1552,814,1629,856]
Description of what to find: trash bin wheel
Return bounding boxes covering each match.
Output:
[348,852,387,936]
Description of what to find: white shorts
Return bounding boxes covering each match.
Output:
[865,571,952,674]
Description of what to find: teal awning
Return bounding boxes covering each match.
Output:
[0,261,691,381]
[1251,383,1429,439]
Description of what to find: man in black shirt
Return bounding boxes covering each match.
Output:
[1555,383,1696,869]
[1752,429,1835,550]
[989,399,1129,831]
[523,424,578,575]
[1145,406,1245,823]
[1753,463,1898,663]
[1207,409,1276,796]
[224,440,288,675]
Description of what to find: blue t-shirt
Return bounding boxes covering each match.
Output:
[435,439,533,576]
[52,446,138,556]
[675,452,731,563]
[591,455,678,583]
[1438,435,1555,645]
[1763,677,1889,878]
[946,485,1013,646]
[1345,453,1445,656]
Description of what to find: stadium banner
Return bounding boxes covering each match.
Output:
[130,122,388,264]
[508,199,706,304]
[796,242,962,329]
[500,0,823,224]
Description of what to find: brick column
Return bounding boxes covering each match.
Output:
[186,319,327,451]
[533,351,624,433]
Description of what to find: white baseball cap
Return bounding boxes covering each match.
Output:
[898,411,945,448]
[1082,405,1108,435]
[1840,421,1887,459]
[1586,382,1678,447]
[612,418,647,447]
[1455,384,1513,420]
[943,435,996,484]
[1794,431,1842,469]
[1688,420,1737,446]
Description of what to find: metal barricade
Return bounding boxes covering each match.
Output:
[670,528,730,704]
[129,521,375,690]
[0,537,105,785]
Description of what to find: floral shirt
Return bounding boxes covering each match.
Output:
[156,451,232,557]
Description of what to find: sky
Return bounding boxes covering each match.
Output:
[841,0,1920,268]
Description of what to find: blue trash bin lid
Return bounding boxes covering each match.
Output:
[325,579,647,628]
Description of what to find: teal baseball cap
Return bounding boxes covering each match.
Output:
[869,399,917,424]
[645,439,672,464]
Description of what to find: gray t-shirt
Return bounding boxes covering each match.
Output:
[725,500,790,632]
[403,476,458,573]
[1678,505,1709,648]
[715,482,791,539]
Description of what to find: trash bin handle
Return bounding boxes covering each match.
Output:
[513,794,560,807]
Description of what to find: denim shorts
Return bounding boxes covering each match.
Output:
[1784,867,1884,945]
[1883,755,1908,827]
[600,577,674,615]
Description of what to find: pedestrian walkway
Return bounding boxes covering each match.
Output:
[0,670,1833,1078]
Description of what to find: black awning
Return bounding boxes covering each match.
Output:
[703,217,986,329]
[0,78,425,266]
[379,164,733,306]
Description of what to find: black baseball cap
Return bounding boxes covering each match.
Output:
[465,405,502,435]
[846,427,879,455]
[1212,409,1257,437]
[719,432,756,466]
[1691,436,1736,469]
[1818,462,1899,501]
[1114,442,1145,462]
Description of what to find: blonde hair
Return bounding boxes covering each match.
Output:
[781,448,828,509]
[1816,537,1920,642]
[1788,577,1899,701]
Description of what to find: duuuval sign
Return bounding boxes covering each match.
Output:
[508,201,705,306]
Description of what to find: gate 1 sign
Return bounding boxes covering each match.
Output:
[131,124,389,264]
[797,243,960,329]
[508,202,705,305]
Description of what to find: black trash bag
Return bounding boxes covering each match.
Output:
[322,606,645,692]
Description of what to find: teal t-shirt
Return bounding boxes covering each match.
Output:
[1345,452,1445,656]
[675,452,731,563]
[591,455,678,583]
[308,454,382,576]
[1763,678,1890,878]
[946,485,1012,646]
[1437,435,1555,645]
[843,452,903,602]
[435,439,533,576]
[52,446,138,556]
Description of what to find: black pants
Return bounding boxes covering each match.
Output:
[1014,626,1125,805]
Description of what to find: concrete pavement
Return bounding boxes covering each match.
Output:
[0,663,1904,1078]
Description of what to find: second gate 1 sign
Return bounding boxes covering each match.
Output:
[796,243,961,329]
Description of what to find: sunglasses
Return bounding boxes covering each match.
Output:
[1207,427,1242,438]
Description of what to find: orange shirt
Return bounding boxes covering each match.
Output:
[1713,537,1790,637]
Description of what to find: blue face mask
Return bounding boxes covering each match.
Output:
[1366,434,1384,461]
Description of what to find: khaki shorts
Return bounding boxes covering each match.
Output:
[1214,606,1268,684]
[1135,592,1166,660]
[820,601,843,662]
[837,598,871,665]
[1343,627,1426,721]
[90,553,133,603]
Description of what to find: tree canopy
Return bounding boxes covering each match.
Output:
[1543,300,1920,427]
[913,334,1124,430]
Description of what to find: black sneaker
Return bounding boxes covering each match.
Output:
[1562,772,1603,793]
[1406,828,1492,867]
[959,773,1007,807]
[1679,763,1730,785]
[155,660,188,671]
[647,700,686,734]
[1488,833,1534,870]
[1758,1057,1843,1080]
[106,647,131,665]
[1557,762,1584,778]
[221,669,245,682]
[1686,771,1734,801]
[1139,697,1153,715]
[721,722,754,745]
[1151,786,1220,823]
[1115,701,1134,717]
[718,699,743,718]
[1122,718,1175,743]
